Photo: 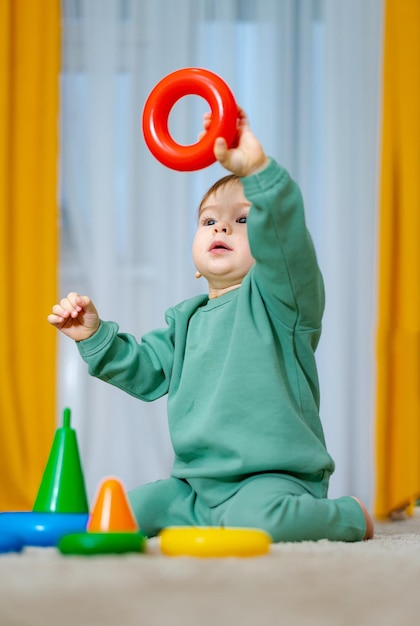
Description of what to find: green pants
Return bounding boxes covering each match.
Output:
[128,473,366,543]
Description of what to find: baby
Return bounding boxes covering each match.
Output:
[48,108,373,542]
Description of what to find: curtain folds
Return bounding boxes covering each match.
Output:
[375,0,420,518]
[0,1,60,510]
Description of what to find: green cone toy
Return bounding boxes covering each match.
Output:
[33,408,89,513]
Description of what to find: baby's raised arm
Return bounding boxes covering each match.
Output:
[47,292,100,342]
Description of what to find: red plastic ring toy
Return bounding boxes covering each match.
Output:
[142,68,238,171]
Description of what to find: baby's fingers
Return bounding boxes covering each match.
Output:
[47,314,63,326]
[47,308,70,326]
[213,137,229,163]
[62,292,93,318]
[202,111,212,125]
[66,291,85,310]
[48,303,71,322]
[57,297,80,319]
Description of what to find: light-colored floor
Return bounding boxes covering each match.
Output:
[1,512,420,626]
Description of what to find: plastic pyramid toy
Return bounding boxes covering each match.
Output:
[33,407,89,513]
[59,477,147,555]
[0,408,89,548]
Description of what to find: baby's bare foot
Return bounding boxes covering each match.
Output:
[352,496,374,540]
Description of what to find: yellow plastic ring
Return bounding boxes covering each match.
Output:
[159,526,271,558]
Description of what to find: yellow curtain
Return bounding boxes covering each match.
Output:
[375,0,420,518]
[0,1,60,510]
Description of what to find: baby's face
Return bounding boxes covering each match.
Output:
[192,180,255,292]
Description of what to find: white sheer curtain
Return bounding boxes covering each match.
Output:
[59,0,383,507]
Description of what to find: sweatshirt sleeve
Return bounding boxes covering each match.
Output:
[76,317,176,401]
[241,158,324,331]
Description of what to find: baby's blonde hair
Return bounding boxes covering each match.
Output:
[198,174,241,217]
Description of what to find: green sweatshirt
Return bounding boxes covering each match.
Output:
[78,159,335,506]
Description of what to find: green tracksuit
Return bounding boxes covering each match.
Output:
[77,159,366,542]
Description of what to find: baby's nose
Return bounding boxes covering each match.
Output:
[213,221,231,234]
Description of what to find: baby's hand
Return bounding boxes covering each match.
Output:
[203,107,269,177]
[47,292,100,341]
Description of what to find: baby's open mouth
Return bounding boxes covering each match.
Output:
[210,241,232,252]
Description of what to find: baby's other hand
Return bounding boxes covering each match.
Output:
[47,292,100,341]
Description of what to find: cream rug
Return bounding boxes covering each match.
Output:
[1,514,420,626]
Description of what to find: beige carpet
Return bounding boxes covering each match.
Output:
[1,514,420,626]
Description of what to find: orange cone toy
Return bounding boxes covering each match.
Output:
[58,476,147,556]
[87,478,139,532]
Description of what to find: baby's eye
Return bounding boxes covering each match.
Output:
[202,217,216,226]
[237,216,247,224]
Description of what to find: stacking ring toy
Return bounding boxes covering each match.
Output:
[0,532,24,554]
[142,68,238,171]
[58,531,147,556]
[0,512,89,548]
[159,526,271,558]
